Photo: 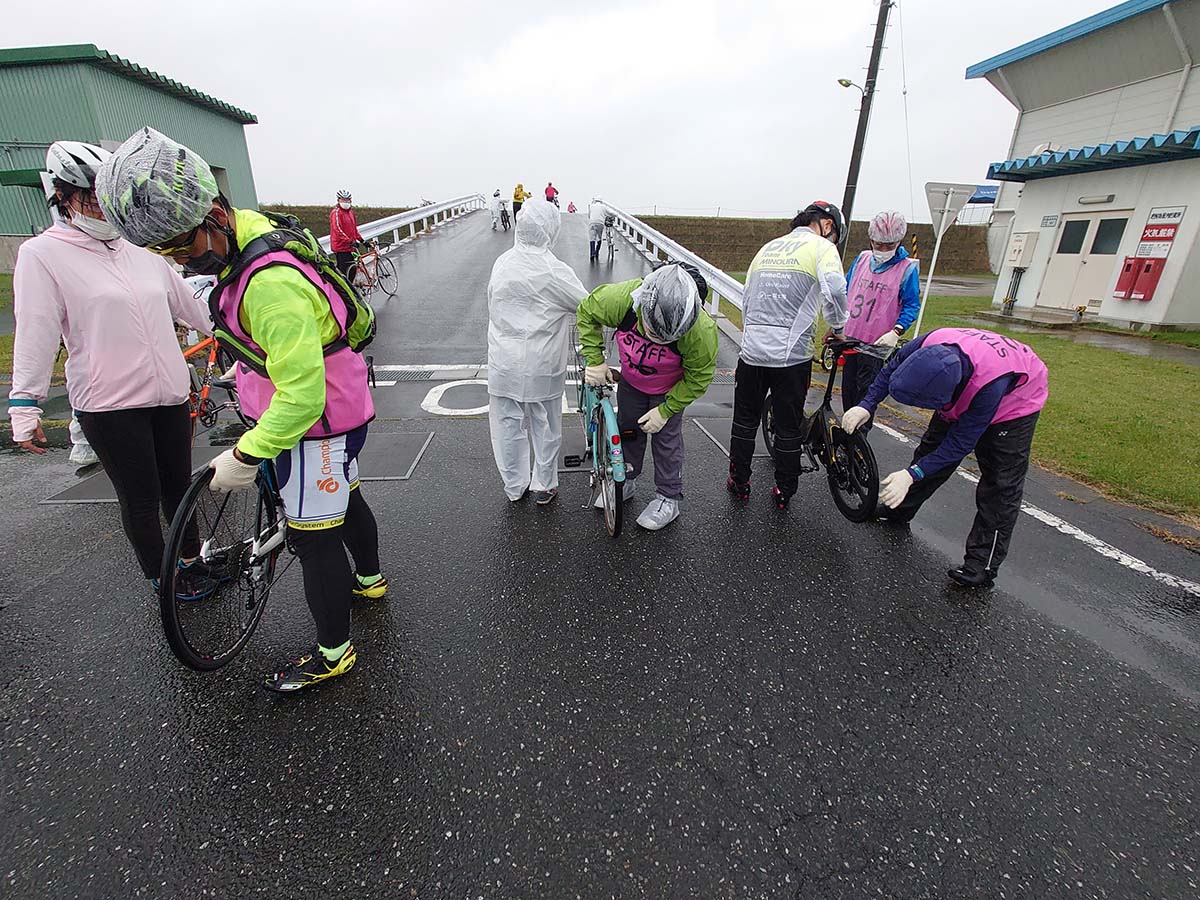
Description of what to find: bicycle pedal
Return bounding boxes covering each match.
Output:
[563,455,583,468]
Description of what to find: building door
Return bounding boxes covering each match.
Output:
[1038,213,1130,309]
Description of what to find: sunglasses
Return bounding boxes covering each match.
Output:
[148,225,201,257]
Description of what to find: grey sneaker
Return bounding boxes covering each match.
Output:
[535,488,558,506]
[636,494,680,531]
[593,477,636,509]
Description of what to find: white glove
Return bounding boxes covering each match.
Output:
[841,406,871,434]
[874,329,900,349]
[879,469,915,508]
[209,448,259,493]
[585,363,614,386]
[638,406,669,434]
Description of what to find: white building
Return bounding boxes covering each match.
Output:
[970,0,1200,329]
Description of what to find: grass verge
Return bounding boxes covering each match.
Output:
[1,273,67,385]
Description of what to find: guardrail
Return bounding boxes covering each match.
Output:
[598,200,745,315]
[318,193,486,252]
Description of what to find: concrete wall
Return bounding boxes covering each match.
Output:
[989,157,1200,326]
[639,216,992,275]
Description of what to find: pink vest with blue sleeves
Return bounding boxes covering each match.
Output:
[616,308,684,395]
[928,328,1048,424]
[844,250,916,343]
[220,251,374,439]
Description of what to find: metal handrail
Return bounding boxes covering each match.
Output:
[598,200,745,314]
[318,193,486,251]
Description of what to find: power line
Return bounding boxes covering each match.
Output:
[897,0,917,220]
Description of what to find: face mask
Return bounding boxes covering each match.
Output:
[71,210,121,242]
[872,248,897,267]
[186,225,235,276]
[339,201,351,210]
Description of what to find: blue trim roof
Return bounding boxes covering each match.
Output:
[986,127,1200,181]
[966,0,1166,79]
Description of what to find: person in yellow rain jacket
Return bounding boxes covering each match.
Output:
[512,183,532,218]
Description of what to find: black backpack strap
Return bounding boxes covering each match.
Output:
[618,306,638,333]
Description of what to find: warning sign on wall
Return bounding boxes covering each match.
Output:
[1135,206,1186,259]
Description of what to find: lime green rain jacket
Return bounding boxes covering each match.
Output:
[576,278,719,418]
[227,208,342,460]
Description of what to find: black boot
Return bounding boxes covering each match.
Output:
[947,566,996,588]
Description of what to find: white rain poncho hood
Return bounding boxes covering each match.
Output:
[487,199,585,402]
[514,198,561,250]
[632,264,699,343]
[95,127,219,248]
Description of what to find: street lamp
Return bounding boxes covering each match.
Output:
[837,78,863,92]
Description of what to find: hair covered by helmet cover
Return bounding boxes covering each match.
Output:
[95,127,219,247]
[868,210,907,243]
[514,197,561,250]
[636,264,699,343]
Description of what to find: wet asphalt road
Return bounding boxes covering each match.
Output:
[2,210,1199,899]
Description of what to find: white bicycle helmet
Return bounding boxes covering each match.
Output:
[868,210,908,244]
[46,141,111,189]
[337,189,352,201]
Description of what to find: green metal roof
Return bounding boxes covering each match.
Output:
[0,44,257,125]
[986,127,1200,182]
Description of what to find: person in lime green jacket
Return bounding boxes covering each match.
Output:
[576,263,718,530]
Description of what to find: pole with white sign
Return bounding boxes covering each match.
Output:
[912,182,978,337]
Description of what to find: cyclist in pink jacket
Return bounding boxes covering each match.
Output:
[8,141,213,597]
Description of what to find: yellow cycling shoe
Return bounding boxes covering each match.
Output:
[352,575,388,600]
[262,644,357,693]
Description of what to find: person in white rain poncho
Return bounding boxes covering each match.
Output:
[587,198,606,262]
[487,199,587,504]
[488,190,503,230]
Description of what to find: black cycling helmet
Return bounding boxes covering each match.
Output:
[651,259,709,302]
[802,200,844,245]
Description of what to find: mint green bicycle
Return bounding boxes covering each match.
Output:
[564,341,628,538]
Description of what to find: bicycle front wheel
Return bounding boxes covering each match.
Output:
[159,467,282,670]
[595,407,624,538]
[607,234,615,263]
[377,256,398,297]
[826,428,879,522]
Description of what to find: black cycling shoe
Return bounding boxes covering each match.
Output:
[726,476,750,500]
[262,644,357,693]
[947,566,996,588]
[175,559,220,602]
[771,487,791,510]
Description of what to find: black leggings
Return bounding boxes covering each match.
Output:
[335,251,356,282]
[76,403,198,579]
[729,359,813,496]
[287,486,381,649]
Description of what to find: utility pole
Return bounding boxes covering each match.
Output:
[840,0,894,249]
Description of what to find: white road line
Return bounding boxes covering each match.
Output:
[873,421,1200,597]
[419,379,490,416]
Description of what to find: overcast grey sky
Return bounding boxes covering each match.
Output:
[8,0,1112,221]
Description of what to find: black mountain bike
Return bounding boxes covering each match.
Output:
[760,338,881,522]
[158,463,290,670]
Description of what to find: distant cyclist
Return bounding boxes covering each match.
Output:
[8,140,213,597]
[577,263,718,530]
[727,201,848,510]
[545,182,559,207]
[98,128,387,693]
[587,198,606,261]
[839,210,920,425]
[329,189,364,281]
[513,183,532,218]
[489,190,503,230]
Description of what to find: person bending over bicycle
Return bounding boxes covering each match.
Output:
[728,200,848,510]
[576,263,717,531]
[838,210,921,424]
[98,128,387,693]
[8,140,213,598]
[330,189,365,282]
[842,328,1047,589]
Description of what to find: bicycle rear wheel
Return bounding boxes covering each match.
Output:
[826,428,879,522]
[377,256,398,297]
[607,232,615,263]
[594,407,624,538]
[760,392,777,462]
[159,467,283,670]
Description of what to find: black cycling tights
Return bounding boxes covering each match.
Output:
[76,403,198,580]
[286,486,381,649]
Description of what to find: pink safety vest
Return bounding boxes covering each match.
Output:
[616,308,684,395]
[844,251,916,343]
[217,251,374,439]
[928,328,1048,424]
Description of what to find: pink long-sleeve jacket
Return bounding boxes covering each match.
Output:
[7,224,213,442]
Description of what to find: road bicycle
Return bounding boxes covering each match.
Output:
[353,240,398,298]
[563,338,627,538]
[603,215,618,264]
[500,203,511,232]
[820,334,907,371]
[183,336,254,434]
[759,338,881,522]
[159,461,290,670]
